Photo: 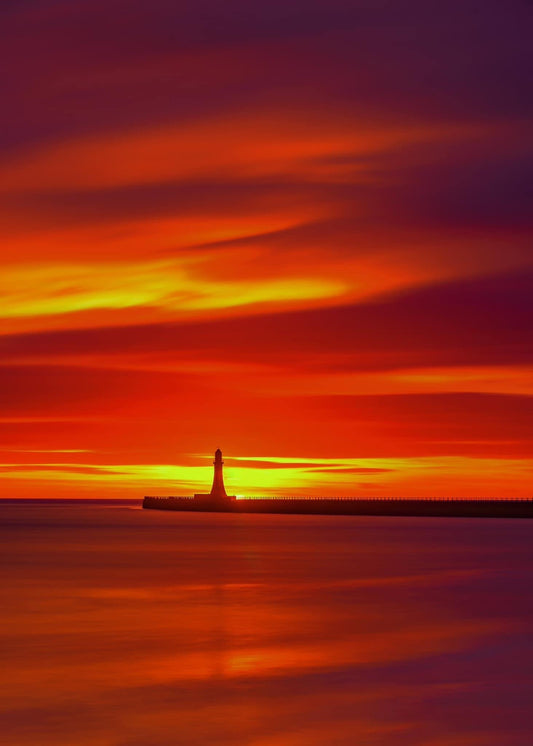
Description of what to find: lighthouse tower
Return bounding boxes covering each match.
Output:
[210,448,227,499]
[194,449,236,506]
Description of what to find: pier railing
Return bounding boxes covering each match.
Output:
[145,495,533,502]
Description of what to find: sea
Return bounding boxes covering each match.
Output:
[1,499,533,745]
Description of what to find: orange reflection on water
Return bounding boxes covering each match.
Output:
[1,503,532,745]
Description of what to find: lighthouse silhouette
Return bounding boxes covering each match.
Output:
[194,449,236,503]
[210,448,227,499]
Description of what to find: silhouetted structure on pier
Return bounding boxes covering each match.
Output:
[192,448,236,506]
[144,449,533,519]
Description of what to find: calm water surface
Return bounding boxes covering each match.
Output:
[1,500,532,745]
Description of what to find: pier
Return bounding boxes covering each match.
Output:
[143,494,533,518]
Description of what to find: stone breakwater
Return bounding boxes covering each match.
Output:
[143,496,533,518]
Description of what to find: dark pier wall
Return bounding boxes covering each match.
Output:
[143,496,533,519]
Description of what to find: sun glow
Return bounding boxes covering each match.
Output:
[1,455,530,499]
[0,260,346,321]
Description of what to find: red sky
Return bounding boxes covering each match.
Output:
[1,0,531,498]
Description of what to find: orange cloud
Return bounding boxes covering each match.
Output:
[0,112,480,192]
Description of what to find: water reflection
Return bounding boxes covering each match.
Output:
[1,503,532,745]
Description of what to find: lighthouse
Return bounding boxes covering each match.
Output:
[194,449,236,505]
[210,448,227,499]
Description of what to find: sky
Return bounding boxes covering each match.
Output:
[1,0,532,498]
